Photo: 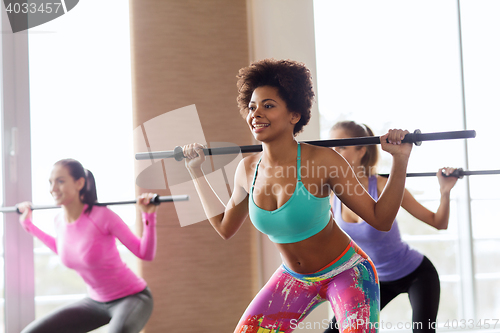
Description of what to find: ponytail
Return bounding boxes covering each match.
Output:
[81,169,98,214]
[360,124,379,176]
[330,121,379,176]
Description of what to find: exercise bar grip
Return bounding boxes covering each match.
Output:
[135,129,476,161]
[380,168,500,178]
[380,169,464,178]
[0,194,190,214]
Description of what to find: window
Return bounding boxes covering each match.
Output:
[314,0,499,330]
[0,95,4,332]
[460,0,500,319]
[1,1,135,332]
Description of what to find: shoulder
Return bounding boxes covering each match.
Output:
[87,205,109,219]
[237,153,266,178]
[240,153,261,171]
[299,143,346,165]
[87,205,122,229]
[235,153,262,193]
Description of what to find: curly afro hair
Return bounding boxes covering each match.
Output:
[236,58,315,136]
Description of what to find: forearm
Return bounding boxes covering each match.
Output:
[433,191,451,230]
[188,167,227,235]
[20,218,58,253]
[374,155,409,230]
[139,212,157,260]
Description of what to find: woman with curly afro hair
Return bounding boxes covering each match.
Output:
[183,58,413,332]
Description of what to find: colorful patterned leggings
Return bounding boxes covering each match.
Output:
[235,241,380,333]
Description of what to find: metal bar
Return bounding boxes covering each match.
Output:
[379,169,500,178]
[135,129,477,161]
[0,194,189,214]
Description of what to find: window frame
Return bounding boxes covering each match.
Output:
[1,8,36,333]
[312,0,484,325]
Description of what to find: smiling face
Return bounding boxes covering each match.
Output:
[246,86,300,142]
[49,164,85,206]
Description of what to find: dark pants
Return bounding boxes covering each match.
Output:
[21,287,153,333]
[324,256,440,333]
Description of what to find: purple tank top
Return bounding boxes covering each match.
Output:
[333,176,423,282]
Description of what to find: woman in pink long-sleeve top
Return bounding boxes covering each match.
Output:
[17,158,157,333]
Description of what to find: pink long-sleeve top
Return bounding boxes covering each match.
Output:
[21,205,157,302]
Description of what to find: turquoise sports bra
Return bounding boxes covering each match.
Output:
[248,143,332,244]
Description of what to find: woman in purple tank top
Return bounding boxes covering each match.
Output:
[324,121,459,333]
